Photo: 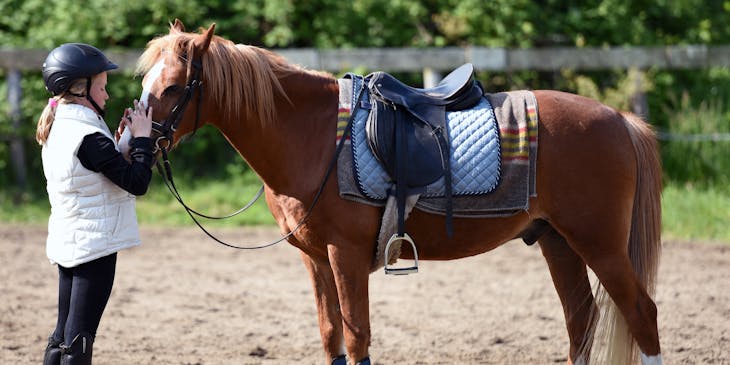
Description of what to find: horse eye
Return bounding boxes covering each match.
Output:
[161,84,182,97]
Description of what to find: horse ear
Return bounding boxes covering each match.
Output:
[194,23,216,53]
[172,18,185,32]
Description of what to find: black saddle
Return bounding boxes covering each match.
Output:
[371,63,483,114]
[364,63,484,237]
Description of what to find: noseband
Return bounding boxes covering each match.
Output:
[151,58,204,153]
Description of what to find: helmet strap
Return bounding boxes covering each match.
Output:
[84,77,106,118]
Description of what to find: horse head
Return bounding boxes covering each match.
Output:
[136,19,216,152]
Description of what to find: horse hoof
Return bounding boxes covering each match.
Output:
[331,355,347,365]
[356,356,371,365]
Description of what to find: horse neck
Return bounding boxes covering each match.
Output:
[215,71,339,195]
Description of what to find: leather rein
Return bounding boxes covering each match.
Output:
[151,57,359,250]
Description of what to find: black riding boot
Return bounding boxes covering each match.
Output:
[43,335,63,365]
[60,332,93,365]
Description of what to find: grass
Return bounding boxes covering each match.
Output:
[0,194,49,223]
[661,182,730,242]
[3,175,729,243]
[0,171,276,228]
[134,172,276,227]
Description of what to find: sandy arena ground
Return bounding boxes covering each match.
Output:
[1,224,728,364]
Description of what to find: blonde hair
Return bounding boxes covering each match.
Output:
[36,78,89,145]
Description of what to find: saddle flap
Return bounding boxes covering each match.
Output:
[366,99,445,188]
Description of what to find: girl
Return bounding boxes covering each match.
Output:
[37,43,154,365]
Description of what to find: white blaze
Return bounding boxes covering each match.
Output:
[118,127,133,162]
[118,59,166,161]
[140,59,166,106]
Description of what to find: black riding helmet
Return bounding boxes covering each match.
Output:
[42,43,118,116]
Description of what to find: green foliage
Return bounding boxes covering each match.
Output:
[2,0,729,48]
[561,68,654,111]
[649,68,730,187]
[0,0,205,48]
[659,92,730,186]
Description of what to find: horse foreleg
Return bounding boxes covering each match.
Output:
[538,228,596,365]
[327,243,372,365]
[300,252,347,364]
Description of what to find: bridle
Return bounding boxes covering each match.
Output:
[150,55,360,250]
[150,58,204,154]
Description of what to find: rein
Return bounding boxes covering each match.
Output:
[153,58,362,249]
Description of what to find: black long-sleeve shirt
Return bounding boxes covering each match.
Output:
[76,133,154,196]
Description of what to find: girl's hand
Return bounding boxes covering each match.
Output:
[125,99,153,138]
[115,107,131,142]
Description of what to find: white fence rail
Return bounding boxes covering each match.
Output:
[3,45,729,193]
[3,45,730,71]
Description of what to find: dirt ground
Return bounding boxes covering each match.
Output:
[1,224,728,365]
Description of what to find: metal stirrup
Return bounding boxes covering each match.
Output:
[384,233,419,275]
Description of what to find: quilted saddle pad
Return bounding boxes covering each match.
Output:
[344,74,502,200]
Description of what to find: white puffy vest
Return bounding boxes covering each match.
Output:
[42,103,141,268]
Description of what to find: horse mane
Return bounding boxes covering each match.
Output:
[136,27,306,125]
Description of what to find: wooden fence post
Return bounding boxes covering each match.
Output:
[423,67,442,88]
[7,69,28,201]
[629,69,650,120]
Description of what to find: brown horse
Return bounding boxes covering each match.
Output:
[137,21,663,365]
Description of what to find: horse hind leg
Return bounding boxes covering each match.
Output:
[556,220,661,364]
[559,116,662,364]
[536,226,597,365]
[585,250,661,364]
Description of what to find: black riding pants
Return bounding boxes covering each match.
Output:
[51,253,116,346]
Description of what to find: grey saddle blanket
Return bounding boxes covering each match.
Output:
[336,78,538,218]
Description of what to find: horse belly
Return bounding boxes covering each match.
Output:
[400,208,532,260]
